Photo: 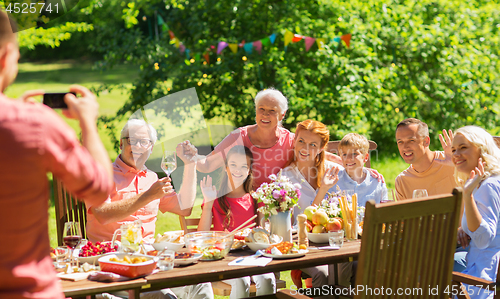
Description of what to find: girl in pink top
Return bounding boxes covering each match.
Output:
[198,146,275,299]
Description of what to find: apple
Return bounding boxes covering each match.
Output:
[304,206,317,221]
[305,220,313,232]
[312,225,326,234]
[312,210,329,226]
[325,217,343,232]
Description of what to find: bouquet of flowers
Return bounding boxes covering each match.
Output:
[252,171,301,218]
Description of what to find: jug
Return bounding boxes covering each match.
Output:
[111,220,143,253]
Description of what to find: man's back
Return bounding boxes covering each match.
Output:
[0,97,110,298]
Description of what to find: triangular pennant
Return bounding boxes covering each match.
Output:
[253,40,262,54]
[179,44,186,54]
[333,37,341,43]
[157,14,165,26]
[239,40,245,48]
[204,52,209,64]
[185,48,190,58]
[217,41,228,55]
[168,30,175,40]
[195,53,201,61]
[174,38,180,48]
[316,38,326,50]
[161,24,168,33]
[261,37,270,46]
[284,30,293,47]
[269,33,277,44]
[304,36,316,51]
[243,43,253,54]
[228,43,238,53]
[292,34,304,43]
[341,33,352,48]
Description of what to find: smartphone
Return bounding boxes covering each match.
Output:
[43,92,76,109]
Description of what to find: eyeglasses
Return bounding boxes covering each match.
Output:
[122,137,152,147]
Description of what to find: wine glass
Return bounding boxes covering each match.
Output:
[413,189,428,198]
[63,222,82,266]
[161,150,177,177]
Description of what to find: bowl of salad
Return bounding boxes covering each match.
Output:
[184,231,234,261]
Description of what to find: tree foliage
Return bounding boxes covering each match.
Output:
[90,0,500,153]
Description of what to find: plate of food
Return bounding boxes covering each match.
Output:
[244,228,282,252]
[152,230,185,252]
[262,241,308,259]
[174,252,203,266]
[231,239,246,250]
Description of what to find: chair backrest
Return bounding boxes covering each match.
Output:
[179,215,214,233]
[326,140,377,168]
[354,188,462,299]
[53,178,88,245]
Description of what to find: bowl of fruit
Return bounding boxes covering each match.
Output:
[184,231,234,261]
[78,240,119,265]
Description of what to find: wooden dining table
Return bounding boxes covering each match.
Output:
[61,240,361,299]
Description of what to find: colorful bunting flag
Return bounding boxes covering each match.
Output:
[261,37,270,47]
[333,37,341,43]
[292,34,304,43]
[243,43,253,54]
[316,38,326,50]
[168,30,175,40]
[217,41,228,55]
[204,52,209,64]
[304,36,315,51]
[179,44,186,54]
[269,33,277,44]
[228,43,238,53]
[195,53,200,61]
[253,40,262,54]
[284,30,293,47]
[184,48,189,58]
[341,34,352,48]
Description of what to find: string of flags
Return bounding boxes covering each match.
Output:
[156,14,352,65]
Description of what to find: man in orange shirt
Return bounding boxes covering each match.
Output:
[395,118,457,200]
[0,11,113,299]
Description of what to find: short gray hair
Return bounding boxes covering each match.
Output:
[254,88,288,115]
[120,119,158,144]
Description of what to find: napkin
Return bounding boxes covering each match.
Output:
[57,271,94,281]
[228,256,272,267]
[88,270,159,282]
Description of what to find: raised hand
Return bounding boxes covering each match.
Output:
[321,166,341,189]
[200,175,217,204]
[435,129,454,166]
[464,158,486,195]
[177,140,198,163]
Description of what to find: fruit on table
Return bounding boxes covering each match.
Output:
[303,206,317,221]
[312,225,326,234]
[79,241,118,257]
[325,217,343,232]
[312,210,329,226]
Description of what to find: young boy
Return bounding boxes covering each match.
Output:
[329,133,388,207]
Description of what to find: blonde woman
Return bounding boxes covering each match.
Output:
[444,126,500,299]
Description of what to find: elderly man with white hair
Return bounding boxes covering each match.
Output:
[86,119,213,299]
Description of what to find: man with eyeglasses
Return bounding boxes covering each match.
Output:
[86,119,213,299]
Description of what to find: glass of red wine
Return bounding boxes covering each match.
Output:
[63,222,82,267]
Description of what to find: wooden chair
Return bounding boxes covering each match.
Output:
[451,252,500,298]
[179,215,287,296]
[354,188,463,298]
[326,140,378,168]
[53,178,88,246]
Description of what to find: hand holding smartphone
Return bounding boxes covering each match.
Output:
[43,92,76,109]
